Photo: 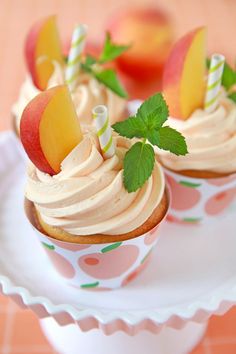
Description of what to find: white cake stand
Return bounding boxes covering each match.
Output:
[0,132,236,354]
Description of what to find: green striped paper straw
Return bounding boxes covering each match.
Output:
[92,105,115,159]
[65,24,87,91]
[204,54,225,113]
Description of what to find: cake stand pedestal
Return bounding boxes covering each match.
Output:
[40,318,207,354]
[0,133,236,354]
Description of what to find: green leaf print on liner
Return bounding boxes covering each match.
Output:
[182,217,202,223]
[179,181,202,188]
[80,281,99,289]
[42,242,55,250]
[101,242,122,253]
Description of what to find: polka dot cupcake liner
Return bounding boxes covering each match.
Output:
[25,203,165,290]
[165,168,236,225]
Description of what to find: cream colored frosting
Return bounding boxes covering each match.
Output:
[157,98,236,173]
[25,134,165,236]
[12,63,126,132]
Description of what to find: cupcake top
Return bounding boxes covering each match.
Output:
[13,16,128,133]
[20,85,187,238]
[157,97,236,173]
[12,64,126,132]
[160,27,236,174]
[26,133,165,236]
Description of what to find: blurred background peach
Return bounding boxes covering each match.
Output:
[0,0,235,131]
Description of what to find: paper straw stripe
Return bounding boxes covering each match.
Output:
[67,54,82,67]
[65,24,87,91]
[71,34,86,48]
[204,54,225,113]
[102,136,113,153]
[209,60,224,73]
[207,77,222,91]
[205,95,219,108]
[92,105,115,159]
[66,69,81,85]
[97,117,109,137]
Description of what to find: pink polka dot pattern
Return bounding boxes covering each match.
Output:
[44,249,76,279]
[78,245,139,280]
[35,224,163,289]
[205,188,236,215]
[166,175,201,211]
[50,239,91,251]
[207,175,236,186]
[164,168,236,225]
[122,255,151,287]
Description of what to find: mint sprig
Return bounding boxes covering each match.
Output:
[99,32,130,64]
[80,32,129,98]
[112,93,188,192]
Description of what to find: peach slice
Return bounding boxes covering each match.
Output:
[163,27,206,119]
[25,15,64,90]
[20,85,83,175]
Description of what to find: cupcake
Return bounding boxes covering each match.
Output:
[157,27,236,224]
[20,86,187,289]
[12,16,128,136]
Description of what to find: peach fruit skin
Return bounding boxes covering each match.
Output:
[162,27,206,120]
[24,15,64,90]
[20,85,83,175]
[107,8,173,81]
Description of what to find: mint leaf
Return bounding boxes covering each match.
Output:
[228,92,236,103]
[222,62,236,90]
[137,93,169,129]
[112,116,146,138]
[80,55,96,73]
[85,55,97,66]
[113,93,169,139]
[99,32,130,64]
[124,142,155,193]
[95,69,128,98]
[156,126,188,156]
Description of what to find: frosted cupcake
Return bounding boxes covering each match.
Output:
[158,27,236,224]
[12,16,128,135]
[20,86,187,289]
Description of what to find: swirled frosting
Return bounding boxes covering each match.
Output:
[25,134,165,236]
[157,98,236,173]
[12,64,126,132]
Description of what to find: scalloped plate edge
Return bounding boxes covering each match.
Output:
[1,274,236,334]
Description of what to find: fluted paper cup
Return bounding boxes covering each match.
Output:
[25,196,169,290]
[165,168,236,225]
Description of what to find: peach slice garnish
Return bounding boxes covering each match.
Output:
[20,85,83,175]
[163,27,206,120]
[25,15,64,90]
